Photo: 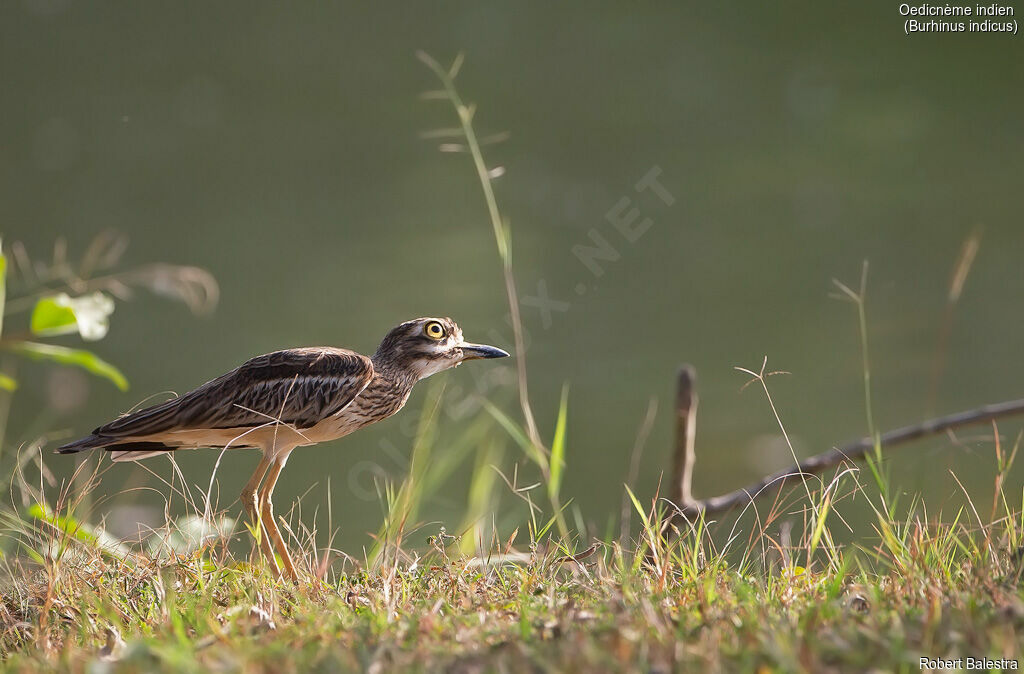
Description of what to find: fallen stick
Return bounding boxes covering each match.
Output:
[668,364,1024,518]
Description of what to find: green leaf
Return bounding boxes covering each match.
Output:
[30,296,78,337]
[0,373,16,391]
[31,292,115,341]
[548,384,569,502]
[7,341,128,390]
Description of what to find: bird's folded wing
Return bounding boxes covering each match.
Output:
[94,348,374,437]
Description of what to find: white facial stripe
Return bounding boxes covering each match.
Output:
[413,356,456,379]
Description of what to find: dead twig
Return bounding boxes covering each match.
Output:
[667,365,1024,518]
[670,366,698,511]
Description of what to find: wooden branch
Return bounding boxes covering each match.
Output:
[669,366,698,510]
[667,365,1024,518]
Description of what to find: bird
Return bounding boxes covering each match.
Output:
[57,317,509,579]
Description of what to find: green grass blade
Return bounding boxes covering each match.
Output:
[482,399,547,471]
[0,239,6,338]
[536,498,574,539]
[624,484,651,533]
[808,491,832,560]
[547,384,569,502]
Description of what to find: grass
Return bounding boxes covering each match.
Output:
[0,463,1021,672]
[0,56,1021,672]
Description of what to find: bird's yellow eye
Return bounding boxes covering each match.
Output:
[424,321,446,340]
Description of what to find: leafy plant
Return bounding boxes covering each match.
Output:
[0,231,219,558]
[0,232,218,396]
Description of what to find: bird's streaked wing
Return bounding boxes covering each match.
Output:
[94,348,374,437]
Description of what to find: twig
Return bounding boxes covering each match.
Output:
[670,366,698,510]
[668,366,1024,517]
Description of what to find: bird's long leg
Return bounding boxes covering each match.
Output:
[241,453,279,576]
[257,456,298,581]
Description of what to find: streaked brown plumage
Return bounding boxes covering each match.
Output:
[58,317,508,579]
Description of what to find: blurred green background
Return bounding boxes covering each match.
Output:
[2,3,1022,549]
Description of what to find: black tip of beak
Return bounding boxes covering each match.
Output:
[462,344,511,360]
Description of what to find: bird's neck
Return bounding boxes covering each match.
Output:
[370,355,420,390]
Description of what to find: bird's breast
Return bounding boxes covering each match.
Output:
[303,377,412,444]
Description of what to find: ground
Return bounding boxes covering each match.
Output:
[1,519,1021,673]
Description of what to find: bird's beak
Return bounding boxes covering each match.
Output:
[460,342,511,360]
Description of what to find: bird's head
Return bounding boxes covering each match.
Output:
[372,317,509,381]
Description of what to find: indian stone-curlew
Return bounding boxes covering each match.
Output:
[58,317,509,579]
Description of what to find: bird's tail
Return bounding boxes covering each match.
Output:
[56,434,108,454]
[57,435,175,462]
